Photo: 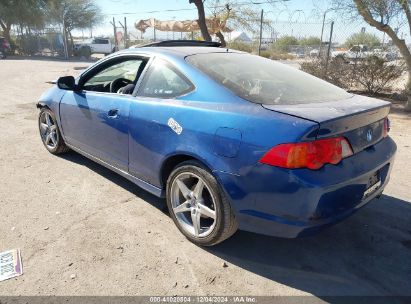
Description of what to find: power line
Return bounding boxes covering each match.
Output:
[104,0,288,16]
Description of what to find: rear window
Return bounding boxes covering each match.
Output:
[186,52,352,105]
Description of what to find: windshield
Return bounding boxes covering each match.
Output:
[186,52,352,105]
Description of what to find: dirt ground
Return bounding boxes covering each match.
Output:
[0,58,411,298]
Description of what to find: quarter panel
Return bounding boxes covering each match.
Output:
[128,92,319,189]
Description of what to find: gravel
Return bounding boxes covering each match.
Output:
[0,58,410,297]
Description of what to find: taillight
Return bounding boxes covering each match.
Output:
[383,117,390,137]
[259,137,353,170]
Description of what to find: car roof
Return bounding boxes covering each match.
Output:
[118,46,241,59]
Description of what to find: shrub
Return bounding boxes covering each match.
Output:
[300,56,404,95]
[300,57,352,89]
[354,56,405,95]
[269,51,295,60]
[18,35,39,56]
[345,32,381,48]
[259,50,271,58]
[227,41,254,53]
[272,36,298,52]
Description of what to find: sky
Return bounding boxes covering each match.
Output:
[83,0,332,36]
[76,0,408,44]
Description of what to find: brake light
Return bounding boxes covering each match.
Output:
[383,117,390,137]
[259,137,353,170]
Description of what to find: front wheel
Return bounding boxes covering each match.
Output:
[166,161,237,246]
[38,108,69,154]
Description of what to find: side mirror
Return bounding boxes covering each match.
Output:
[57,76,76,91]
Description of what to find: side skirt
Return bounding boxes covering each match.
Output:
[66,144,165,198]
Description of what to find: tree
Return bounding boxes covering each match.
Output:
[190,0,274,47]
[334,0,411,111]
[272,35,298,52]
[209,3,232,47]
[0,0,46,47]
[189,0,212,41]
[299,36,321,46]
[47,0,103,54]
[344,32,381,47]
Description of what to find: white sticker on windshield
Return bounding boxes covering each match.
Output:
[168,118,183,135]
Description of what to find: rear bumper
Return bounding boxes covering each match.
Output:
[217,137,397,238]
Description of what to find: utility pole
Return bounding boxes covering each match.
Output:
[319,8,335,58]
[258,9,264,56]
[62,12,68,60]
[124,17,128,48]
[325,21,334,73]
[118,17,128,49]
[319,12,326,58]
[110,17,117,51]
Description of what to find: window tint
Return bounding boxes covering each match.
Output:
[83,59,144,91]
[186,52,352,105]
[138,59,193,98]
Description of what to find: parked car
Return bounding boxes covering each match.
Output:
[37,41,396,246]
[74,37,115,57]
[373,48,398,61]
[309,48,320,57]
[288,50,305,58]
[332,44,393,61]
[0,36,11,58]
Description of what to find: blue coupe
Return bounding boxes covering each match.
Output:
[37,41,397,246]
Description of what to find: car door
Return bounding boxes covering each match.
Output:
[128,58,195,185]
[94,38,105,53]
[60,56,148,171]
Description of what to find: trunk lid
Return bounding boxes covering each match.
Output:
[262,94,390,153]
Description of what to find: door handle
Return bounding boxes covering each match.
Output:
[107,109,119,118]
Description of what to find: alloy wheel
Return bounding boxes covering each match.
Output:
[170,172,217,238]
[39,111,58,149]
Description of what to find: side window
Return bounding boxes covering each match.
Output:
[95,39,108,44]
[83,58,146,93]
[137,59,194,98]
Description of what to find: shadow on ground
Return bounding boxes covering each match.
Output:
[61,151,411,298]
[207,196,411,298]
[60,151,166,212]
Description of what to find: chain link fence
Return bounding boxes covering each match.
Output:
[4,13,404,63]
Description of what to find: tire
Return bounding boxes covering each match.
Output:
[38,108,69,154]
[166,160,237,246]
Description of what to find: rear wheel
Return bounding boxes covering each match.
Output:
[166,161,237,246]
[38,108,69,154]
